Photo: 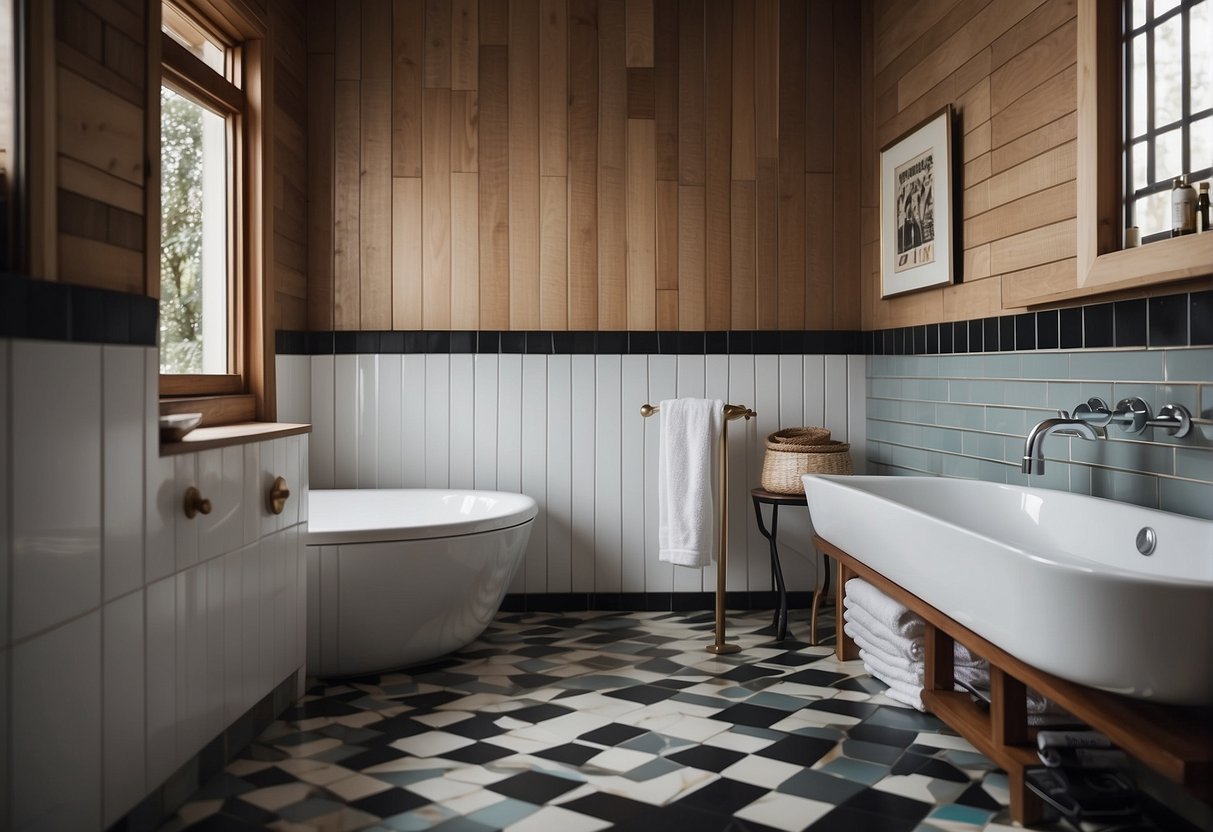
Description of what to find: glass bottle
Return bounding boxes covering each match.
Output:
[1171,175,1196,237]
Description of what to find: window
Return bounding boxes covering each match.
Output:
[0,0,14,268]
[157,0,271,421]
[1123,0,1213,241]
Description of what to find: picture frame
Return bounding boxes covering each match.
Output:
[880,105,954,298]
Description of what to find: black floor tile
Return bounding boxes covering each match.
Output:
[488,771,582,804]
[337,745,408,772]
[673,776,767,815]
[666,745,747,773]
[604,684,681,705]
[444,715,508,740]
[578,723,648,746]
[559,792,653,824]
[756,734,837,767]
[777,768,867,805]
[440,741,516,764]
[240,766,298,788]
[535,742,602,767]
[847,722,918,748]
[806,806,921,832]
[955,782,1002,811]
[188,813,269,831]
[840,788,932,823]
[806,698,880,719]
[761,652,819,667]
[709,703,790,728]
[506,703,575,723]
[782,668,849,687]
[394,690,466,710]
[350,787,430,818]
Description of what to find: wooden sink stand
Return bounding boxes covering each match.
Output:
[813,535,1213,827]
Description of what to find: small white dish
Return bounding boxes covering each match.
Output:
[159,412,203,442]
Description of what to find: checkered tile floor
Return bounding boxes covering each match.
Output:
[162,610,1143,831]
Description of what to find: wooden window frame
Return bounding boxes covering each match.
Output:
[1076,0,1213,295]
[154,0,274,425]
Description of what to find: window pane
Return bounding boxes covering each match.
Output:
[1156,125,1183,181]
[160,86,228,375]
[1154,14,1183,127]
[1193,0,1213,113]
[1134,190,1170,238]
[162,3,226,75]
[1130,0,1147,29]
[1132,33,1148,137]
[1193,115,1213,173]
[1132,139,1149,191]
[1154,0,1181,17]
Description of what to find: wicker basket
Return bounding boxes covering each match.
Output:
[760,437,853,494]
[767,426,831,447]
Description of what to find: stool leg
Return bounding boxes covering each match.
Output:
[768,506,788,640]
[810,554,831,645]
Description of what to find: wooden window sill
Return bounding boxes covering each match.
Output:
[160,421,310,456]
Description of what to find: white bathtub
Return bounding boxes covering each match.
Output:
[306,489,536,678]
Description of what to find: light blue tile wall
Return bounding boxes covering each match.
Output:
[866,348,1213,520]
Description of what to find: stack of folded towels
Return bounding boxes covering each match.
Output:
[843,578,1060,717]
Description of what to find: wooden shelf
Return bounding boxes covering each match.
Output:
[160,421,310,456]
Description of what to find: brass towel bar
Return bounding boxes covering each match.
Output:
[643,401,757,654]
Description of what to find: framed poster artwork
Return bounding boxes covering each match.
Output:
[880,105,954,298]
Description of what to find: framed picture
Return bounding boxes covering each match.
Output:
[880,105,954,298]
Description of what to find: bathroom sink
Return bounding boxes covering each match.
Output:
[802,475,1213,706]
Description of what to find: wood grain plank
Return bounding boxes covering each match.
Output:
[807,171,834,329]
[754,0,778,161]
[730,0,755,181]
[335,0,361,79]
[56,68,143,185]
[963,242,992,280]
[308,0,335,54]
[968,180,1076,248]
[360,77,393,329]
[678,185,705,329]
[991,111,1076,174]
[990,217,1076,274]
[704,0,731,330]
[627,67,655,118]
[599,0,628,329]
[479,0,509,44]
[452,0,478,89]
[540,175,569,328]
[58,234,144,292]
[627,119,656,329]
[991,17,1075,114]
[452,89,479,171]
[653,0,679,179]
[777,0,806,329]
[478,44,510,327]
[392,177,423,328]
[656,179,679,289]
[677,0,704,186]
[1000,258,1078,307]
[422,86,452,327]
[626,0,654,67]
[57,155,142,214]
[991,0,1076,69]
[308,51,334,330]
[451,171,480,327]
[425,0,452,88]
[509,0,540,329]
[657,287,678,328]
[805,0,833,173]
[568,0,599,328]
[730,179,756,329]
[755,156,779,328]
[833,0,862,329]
[991,63,1076,148]
[540,0,568,175]
[988,140,1076,209]
[333,79,361,329]
[392,0,424,177]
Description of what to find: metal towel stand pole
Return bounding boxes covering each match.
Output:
[642,401,758,654]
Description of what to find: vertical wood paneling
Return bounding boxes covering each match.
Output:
[677,185,705,329]
[653,0,679,180]
[509,0,541,328]
[805,0,834,171]
[360,0,392,329]
[730,180,755,329]
[451,90,478,172]
[568,0,599,329]
[333,82,361,328]
[451,171,480,328]
[754,0,778,329]
[540,176,569,329]
[625,0,654,67]
[392,0,423,177]
[626,119,656,330]
[704,0,731,330]
[307,52,335,330]
[422,87,452,328]
[833,0,862,328]
[776,0,806,330]
[598,0,628,330]
[480,0,509,44]
[424,0,452,88]
[391,177,423,328]
[806,172,834,328]
[677,0,704,186]
[478,45,510,328]
[656,179,679,291]
[730,0,755,182]
[539,0,568,177]
[452,0,479,89]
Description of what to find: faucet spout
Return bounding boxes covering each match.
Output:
[1021,415,1101,475]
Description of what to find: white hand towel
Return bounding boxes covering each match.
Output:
[658,398,723,568]
[844,578,924,640]
[843,613,985,671]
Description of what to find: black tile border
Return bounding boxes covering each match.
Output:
[499,590,816,613]
[1,272,159,346]
[272,290,1213,358]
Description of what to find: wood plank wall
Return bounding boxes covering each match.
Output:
[308,0,862,332]
[861,0,1082,328]
[49,0,308,334]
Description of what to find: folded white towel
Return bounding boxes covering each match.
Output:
[658,398,723,568]
[844,579,924,640]
[843,614,984,671]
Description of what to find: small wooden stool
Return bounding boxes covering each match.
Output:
[750,488,832,644]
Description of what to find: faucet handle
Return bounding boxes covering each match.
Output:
[1073,397,1112,427]
[1056,409,1071,419]
[1112,397,1151,434]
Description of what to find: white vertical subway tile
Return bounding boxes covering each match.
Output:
[221,445,245,553]
[102,591,146,826]
[269,437,288,535]
[12,611,102,831]
[473,355,499,490]
[424,355,451,488]
[704,355,732,591]
[299,436,310,523]
[674,355,707,592]
[497,354,524,593]
[176,566,207,765]
[318,546,340,677]
[824,355,848,440]
[333,354,358,488]
[310,355,335,489]
[197,449,225,562]
[275,355,312,425]
[102,346,145,603]
[779,355,804,429]
[848,356,868,473]
[376,354,404,488]
[243,443,261,546]
[259,534,277,698]
[241,539,262,711]
[292,526,306,673]
[729,355,758,593]
[401,355,427,488]
[174,453,200,570]
[521,356,548,593]
[357,354,379,488]
[570,355,597,593]
[449,354,476,489]
[283,435,302,528]
[545,355,573,593]
[145,575,176,785]
[802,355,826,427]
[145,454,177,584]
[620,356,648,594]
[644,355,677,594]
[0,340,8,648]
[205,556,226,741]
[305,544,320,675]
[751,355,781,592]
[12,341,102,639]
[223,549,244,723]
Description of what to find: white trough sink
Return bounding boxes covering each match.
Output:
[803,475,1213,706]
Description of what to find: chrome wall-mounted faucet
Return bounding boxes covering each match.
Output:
[1021,397,1193,475]
[1021,411,1103,475]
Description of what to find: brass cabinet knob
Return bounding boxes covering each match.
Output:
[268,476,291,515]
[184,486,212,519]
